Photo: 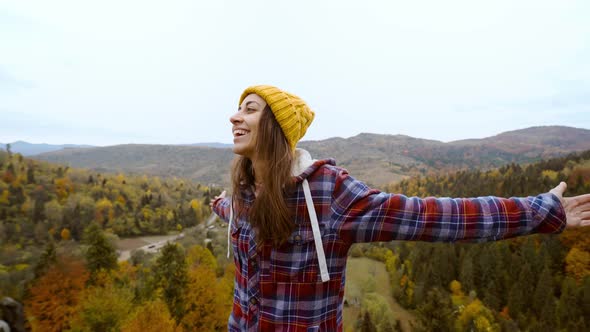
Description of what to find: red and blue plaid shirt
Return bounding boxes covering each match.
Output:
[213,158,566,331]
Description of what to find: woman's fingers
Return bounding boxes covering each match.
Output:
[568,193,590,209]
[549,181,567,199]
[564,195,590,228]
[209,190,227,208]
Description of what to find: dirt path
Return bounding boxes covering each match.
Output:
[344,257,415,332]
[116,234,181,262]
[115,215,217,262]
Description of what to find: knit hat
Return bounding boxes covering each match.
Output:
[239,85,315,151]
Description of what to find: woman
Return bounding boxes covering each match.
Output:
[211,85,590,331]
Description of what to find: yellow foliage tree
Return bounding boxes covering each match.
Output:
[121,300,180,332]
[116,194,127,206]
[541,169,559,181]
[450,280,464,296]
[115,173,126,184]
[54,177,74,202]
[190,199,203,223]
[95,198,114,226]
[0,189,9,205]
[565,247,590,281]
[455,299,500,332]
[60,228,71,241]
[181,266,228,331]
[186,245,217,271]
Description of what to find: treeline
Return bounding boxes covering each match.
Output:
[360,150,590,331]
[0,149,219,243]
[0,148,220,301]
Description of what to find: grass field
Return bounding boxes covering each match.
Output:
[343,257,415,332]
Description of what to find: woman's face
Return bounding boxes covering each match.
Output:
[230,93,267,159]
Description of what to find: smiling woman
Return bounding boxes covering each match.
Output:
[211,85,590,332]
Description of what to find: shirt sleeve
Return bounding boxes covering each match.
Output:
[330,168,567,244]
[212,197,231,223]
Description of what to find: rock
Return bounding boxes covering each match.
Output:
[0,297,25,332]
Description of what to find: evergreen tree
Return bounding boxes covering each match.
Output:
[27,166,35,184]
[556,277,582,330]
[582,277,590,325]
[33,240,57,278]
[153,242,188,323]
[460,252,475,293]
[533,265,554,319]
[414,287,454,332]
[359,311,377,332]
[82,222,118,281]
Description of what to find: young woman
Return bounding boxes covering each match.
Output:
[211,85,590,331]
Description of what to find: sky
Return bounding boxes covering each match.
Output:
[1,0,589,146]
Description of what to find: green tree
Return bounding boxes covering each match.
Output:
[533,265,555,324]
[33,240,57,278]
[27,165,35,184]
[556,277,583,330]
[82,223,118,282]
[414,287,454,332]
[153,242,188,323]
[459,252,474,293]
[68,284,134,332]
[359,310,377,332]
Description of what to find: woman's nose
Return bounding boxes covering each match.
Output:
[229,112,242,124]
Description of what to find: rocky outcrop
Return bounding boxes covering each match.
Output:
[0,297,24,332]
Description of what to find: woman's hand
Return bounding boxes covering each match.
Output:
[209,190,227,209]
[550,182,590,229]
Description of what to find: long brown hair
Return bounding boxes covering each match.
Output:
[231,105,295,246]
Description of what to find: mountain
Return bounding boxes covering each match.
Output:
[32,126,590,188]
[451,126,590,153]
[185,142,233,148]
[35,144,235,187]
[0,141,95,156]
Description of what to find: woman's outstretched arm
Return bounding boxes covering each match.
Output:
[330,169,584,244]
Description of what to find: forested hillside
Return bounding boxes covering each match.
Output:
[0,149,233,331]
[353,150,590,331]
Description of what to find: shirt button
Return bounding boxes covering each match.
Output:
[250,298,258,305]
[251,259,258,270]
[294,234,302,243]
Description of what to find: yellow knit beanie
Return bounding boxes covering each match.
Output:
[239,85,315,151]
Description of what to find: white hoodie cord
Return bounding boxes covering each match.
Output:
[227,199,233,259]
[302,179,330,282]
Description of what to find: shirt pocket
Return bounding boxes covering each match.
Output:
[230,220,250,263]
[266,228,323,283]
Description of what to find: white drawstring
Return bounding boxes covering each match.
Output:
[302,179,330,282]
[227,198,233,258]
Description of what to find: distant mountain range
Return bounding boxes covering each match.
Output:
[0,141,233,156]
[0,141,95,156]
[24,126,590,188]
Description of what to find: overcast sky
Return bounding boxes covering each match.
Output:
[1,0,589,146]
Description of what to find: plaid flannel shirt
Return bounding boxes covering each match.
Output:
[212,158,566,331]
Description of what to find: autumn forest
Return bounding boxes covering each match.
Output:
[1,146,589,331]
